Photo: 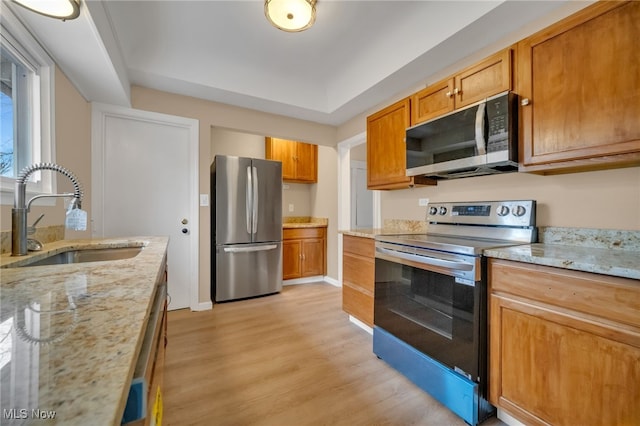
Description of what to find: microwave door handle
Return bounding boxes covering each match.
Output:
[376,247,473,272]
[475,101,486,156]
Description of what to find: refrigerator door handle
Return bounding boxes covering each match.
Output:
[246,166,252,234]
[252,166,258,235]
[224,244,278,253]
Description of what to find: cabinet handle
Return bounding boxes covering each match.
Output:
[445,91,452,98]
[453,88,461,95]
[521,98,531,106]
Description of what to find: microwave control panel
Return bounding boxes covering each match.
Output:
[486,92,516,153]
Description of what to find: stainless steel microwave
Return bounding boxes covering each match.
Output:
[405,91,517,179]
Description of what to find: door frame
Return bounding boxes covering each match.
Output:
[337,132,381,287]
[91,102,201,310]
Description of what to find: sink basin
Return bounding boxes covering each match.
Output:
[8,246,143,268]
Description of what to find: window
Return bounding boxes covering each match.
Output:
[1,47,32,178]
[0,6,55,205]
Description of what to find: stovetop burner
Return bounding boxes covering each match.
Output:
[376,200,537,255]
[375,233,525,256]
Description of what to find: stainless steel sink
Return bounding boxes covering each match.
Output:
[8,246,143,267]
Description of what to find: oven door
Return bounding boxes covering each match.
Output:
[374,241,484,382]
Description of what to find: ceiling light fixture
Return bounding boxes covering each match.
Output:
[265,0,316,32]
[12,0,80,21]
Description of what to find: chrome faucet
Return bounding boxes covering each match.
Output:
[12,163,83,256]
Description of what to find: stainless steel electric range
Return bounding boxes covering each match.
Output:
[373,200,537,426]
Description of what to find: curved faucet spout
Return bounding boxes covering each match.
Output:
[12,163,84,256]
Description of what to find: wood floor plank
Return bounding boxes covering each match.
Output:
[163,283,504,426]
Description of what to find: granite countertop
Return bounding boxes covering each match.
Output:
[484,227,640,281]
[339,228,381,239]
[283,217,328,229]
[340,224,639,280]
[340,219,429,239]
[0,236,169,425]
[485,243,640,280]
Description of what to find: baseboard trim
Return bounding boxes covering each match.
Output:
[283,276,325,286]
[497,409,527,426]
[323,276,340,287]
[192,301,213,311]
[283,276,340,287]
[349,315,373,334]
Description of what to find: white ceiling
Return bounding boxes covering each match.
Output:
[7,0,593,126]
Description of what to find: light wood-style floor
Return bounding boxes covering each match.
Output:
[163,283,505,426]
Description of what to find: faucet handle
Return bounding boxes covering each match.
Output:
[28,213,45,235]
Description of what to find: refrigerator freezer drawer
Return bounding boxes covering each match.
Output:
[215,242,283,302]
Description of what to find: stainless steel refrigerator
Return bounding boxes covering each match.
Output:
[211,155,283,302]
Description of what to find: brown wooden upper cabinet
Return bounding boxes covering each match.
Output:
[265,137,318,183]
[367,98,436,190]
[412,48,513,125]
[517,1,640,174]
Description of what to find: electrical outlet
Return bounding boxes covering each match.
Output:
[419,198,429,207]
[288,204,294,212]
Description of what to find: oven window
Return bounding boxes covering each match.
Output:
[374,257,480,379]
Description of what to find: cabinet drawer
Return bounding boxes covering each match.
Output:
[343,252,374,293]
[343,235,375,257]
[342,283,374,327]
[489,259,640,328]
[283,227,325,240]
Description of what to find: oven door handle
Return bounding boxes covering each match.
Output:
[376,247,474,272]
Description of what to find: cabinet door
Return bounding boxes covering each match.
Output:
[265,137,297,180]
[301,238,324,276]
[411,78,454,125]
[518,1,640,172]
[490,294,640,426]
[454,48,512,108]
[295,142,318,183]
[367,98,413,189]
[342,236,375,326]
[282,239,301,279]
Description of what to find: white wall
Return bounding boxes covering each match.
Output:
[311,146,339,282]
[381,167,640,230]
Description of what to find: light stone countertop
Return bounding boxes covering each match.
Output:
[339,228,381,239]
[282,217,328,229]
[340,224,639,281]
[339,228,417,239]
[0,236,169,425]
[283,222,328,229]
[339,219,429,239]
[484,243,640,280]
[485,227,640,281]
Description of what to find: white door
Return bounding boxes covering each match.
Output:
[91,103,199,310]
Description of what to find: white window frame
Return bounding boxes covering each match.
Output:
[0,7,56,206]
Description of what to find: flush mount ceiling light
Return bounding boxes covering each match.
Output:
[12,0,80,20]
[265,0,316,32]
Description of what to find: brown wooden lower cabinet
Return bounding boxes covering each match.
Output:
[282,227,326,280]
[488,258,640,426]
[341,235,375,327]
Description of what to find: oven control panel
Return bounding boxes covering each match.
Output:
[426,200,536,227]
